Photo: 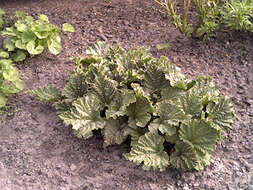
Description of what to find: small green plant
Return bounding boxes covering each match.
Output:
[0,10,75,60]
[220,0,253,32]
[154,0,253,38]
[0,9,74,109]
[0,58,24,108]
[31,41,235,171]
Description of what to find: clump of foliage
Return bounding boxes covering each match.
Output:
[220,0,253,31]
[0,10,74,61]
[154,0,253,38]
[31,41,235,171]
[0,9,74,109]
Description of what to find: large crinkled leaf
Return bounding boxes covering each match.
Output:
[106,89,136,119]
[21,32,36,43]
[62,73,88,100]
[154,99,188,125]
[158,56,190,89]
[179,119,219,156]
[179,90,203,117]
[59,95,105,139]
[191,76,220,104]
[124,132,169,171]
[127,84,152,128]
[149,118,177,136]
[170,141,198,171]
[143,60,169,92]
[102,119,128,147]
[91,74,117,106]
[206,96,235,131]
[30,86,59,103]
[26,40,44,55]
[161,85,185,100]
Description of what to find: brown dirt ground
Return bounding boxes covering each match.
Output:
[0,0,253,189]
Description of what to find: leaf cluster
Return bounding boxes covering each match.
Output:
[31,41,235,171]
[0,9,74,109]
[154,0,253,38]
[0,10,74,59]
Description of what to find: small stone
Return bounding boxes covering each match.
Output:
[70,164,77,171]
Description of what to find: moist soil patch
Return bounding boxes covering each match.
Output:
[0,0,252,189]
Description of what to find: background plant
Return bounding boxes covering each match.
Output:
[31,41,235,171]
[154,0,253,38]
[0,10,74,62]
[0,9,74,108]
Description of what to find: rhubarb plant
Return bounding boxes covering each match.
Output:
[31,41,235,171]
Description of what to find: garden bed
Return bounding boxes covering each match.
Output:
[0,0,252,189]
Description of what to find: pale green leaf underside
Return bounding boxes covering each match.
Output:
[124,132,169,171]
[30,86,59,103]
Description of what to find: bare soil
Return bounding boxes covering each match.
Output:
[0,0,252,189]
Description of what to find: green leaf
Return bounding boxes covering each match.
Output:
[170,141,198,171]
[179,119,219,156]
[30,86,59,103]
[102,119,128,147]
[154,99,188,125]
[179,90,203,117]
[39,14,49,23]
[0,94,7,108]
[3,37,16,51]
[26,40,44,55]
[149,118,177,136]
[15,22,28,32]
[15,10,26,19]
[47,36,62,55]
[21,32,36,43]
[106,89,136,119]
[0,8,5,16]
[143,60,169,92]
[124,132,169,171]
[156,43,170,50]
[161,85,185,100]
[11,50,26,62]
[62,73,88,100]
[15,40,27,50]
[0,50,9,58]
[59,95,105,139]
[127,84,152,128]
[158,56,190,89]
[206,96,235,131]
[62,23,75,32]
[91,74,117,106]
[191,76,220,104]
